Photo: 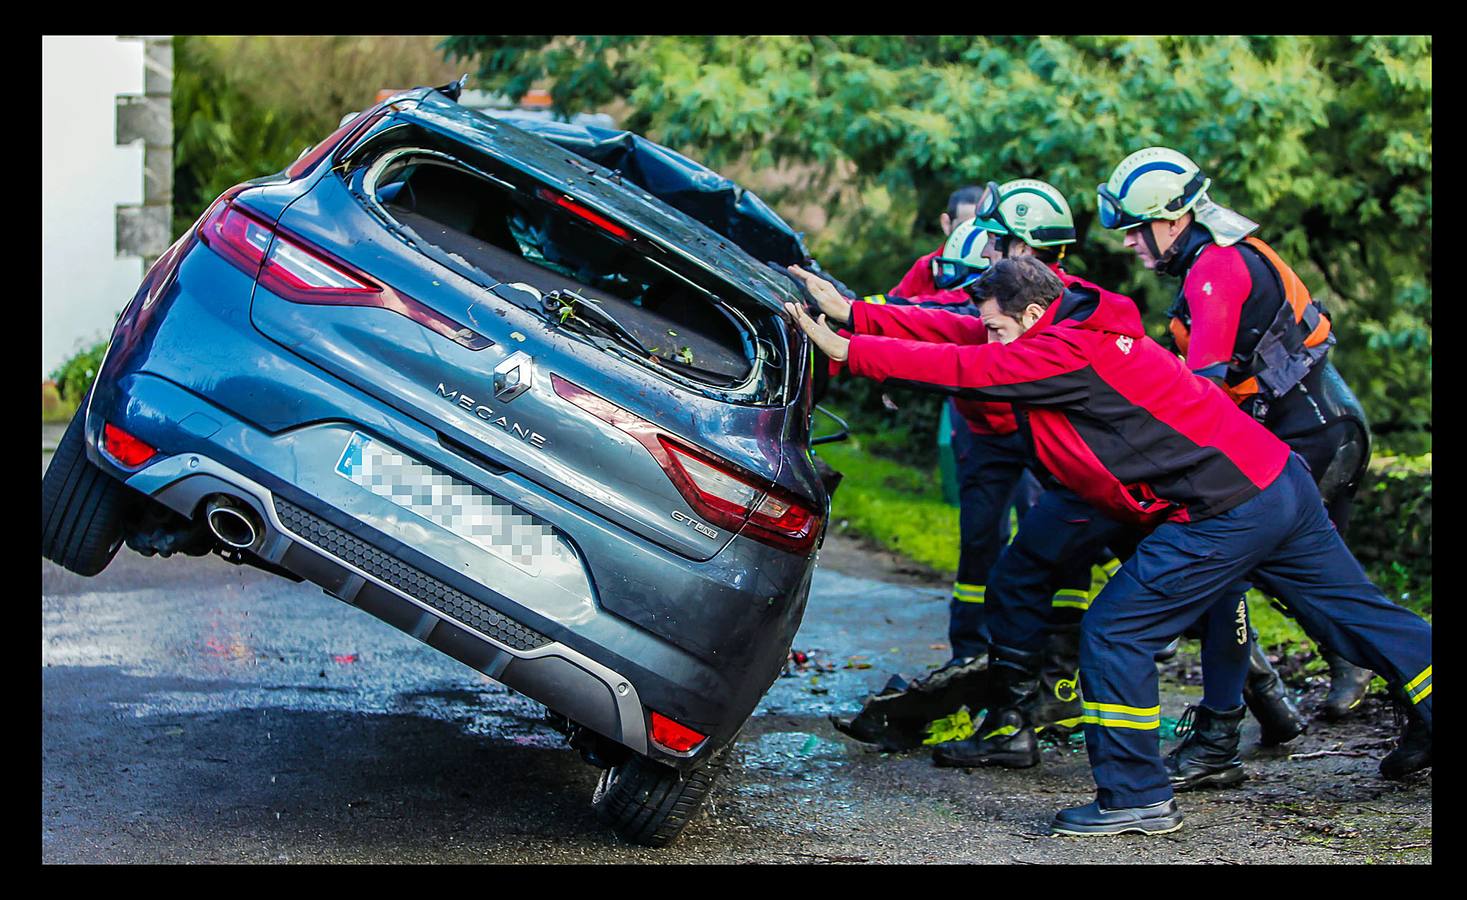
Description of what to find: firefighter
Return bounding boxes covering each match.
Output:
[846,215,1042,665]
[941,180,1129,760]
[872,193,1050,663]
[1097,148,1401,781]
[828,214,1057,749]
[973,177,1305,774]
[784,256,1432,835]
[826,218,1016,749]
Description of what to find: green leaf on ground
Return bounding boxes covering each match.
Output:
[923,707,976,745]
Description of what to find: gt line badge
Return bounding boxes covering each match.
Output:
[671,509,719,539]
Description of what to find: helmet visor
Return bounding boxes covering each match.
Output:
[1096,184,1147,230]
[931,256,989,290]
[975,181,1004,222]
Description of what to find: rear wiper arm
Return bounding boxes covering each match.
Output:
[542,289,655,358]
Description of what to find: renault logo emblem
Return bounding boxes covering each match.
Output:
[493,351,533,402]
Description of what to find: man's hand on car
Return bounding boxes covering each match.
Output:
[786,264,854,326]
[784,302,850,363]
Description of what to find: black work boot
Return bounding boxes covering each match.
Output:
[1380,699,1432,780]
[831,655,990,752]
[1319,647,1375,721]
[932,645,1041,769]
[1164,704,1247,790]
[1242,633,1307,746]
[1051,797,1183,836]
[1025,623,1084,736]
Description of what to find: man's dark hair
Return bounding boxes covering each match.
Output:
[970,257,1065,317]
[947,185,985,219]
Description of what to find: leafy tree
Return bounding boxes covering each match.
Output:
[173,35,463,237]
[443,35,1431,453]
[172,36,302,237]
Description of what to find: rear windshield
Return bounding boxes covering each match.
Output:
[355,140,786,400]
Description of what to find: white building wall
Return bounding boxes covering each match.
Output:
[41,35,146,378]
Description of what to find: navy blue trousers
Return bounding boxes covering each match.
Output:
[948,403,1041,659]
[986,487,1127,654]
[985,487,1249,712]
[1080,456,1434,809]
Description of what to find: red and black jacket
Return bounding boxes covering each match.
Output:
[857,263,1102,437]
[845,281,1291,527]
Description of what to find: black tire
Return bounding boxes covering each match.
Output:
[42,402,135,576]
[591,751,724,847]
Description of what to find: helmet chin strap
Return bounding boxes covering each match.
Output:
[1141,223,1164,263]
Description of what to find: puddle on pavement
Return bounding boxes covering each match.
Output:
[115,681,566,748]
[724,731,859,830]
[737,730,849,778]
[757,651,911,718]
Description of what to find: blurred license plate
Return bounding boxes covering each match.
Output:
[334,431,556,576]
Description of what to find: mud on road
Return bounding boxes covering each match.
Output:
[41,532,1431,863]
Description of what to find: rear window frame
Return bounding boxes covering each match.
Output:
[341,129,793,407]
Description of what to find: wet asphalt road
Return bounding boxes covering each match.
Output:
[42,443,1431,863]
[42,543,1432,864]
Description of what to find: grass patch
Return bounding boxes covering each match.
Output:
[817,434,959,573]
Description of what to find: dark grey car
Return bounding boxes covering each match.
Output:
[41,82,830,846]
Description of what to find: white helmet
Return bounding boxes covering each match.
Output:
[930,218,992,290]
[1097,147,1211,230]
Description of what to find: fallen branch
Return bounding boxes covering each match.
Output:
[781,852,870,863]
[1287,749,1374,761]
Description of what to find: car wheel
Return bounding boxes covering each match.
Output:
[591,751,725,847]
[42,400,136,576]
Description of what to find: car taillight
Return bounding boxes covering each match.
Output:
[649,711,707,754]
[536,188,632,240]
[198,199,273,279]
[197,199,492,351]
[261,234,379,299]
[744,485,821,554]
[551,374,822,554]
[102,422,156,467]
[659,438,762,528]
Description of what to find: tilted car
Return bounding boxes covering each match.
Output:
[42,81,831,846]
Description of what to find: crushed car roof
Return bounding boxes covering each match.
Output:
[368,88,807,314]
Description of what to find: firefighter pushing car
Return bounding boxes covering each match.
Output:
[787,255,1432,835]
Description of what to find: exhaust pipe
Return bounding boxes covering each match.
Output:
[205,496,262,550]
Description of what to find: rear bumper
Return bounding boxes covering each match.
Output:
[89,372,814,769]
[128,447,653,757]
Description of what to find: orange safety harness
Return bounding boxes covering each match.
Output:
[1170,237,1334,407]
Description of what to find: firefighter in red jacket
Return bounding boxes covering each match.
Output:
[1098,148,1401,777]
[854,193,1051,665]
[938,179,1298,769]
[785,257,1432,835]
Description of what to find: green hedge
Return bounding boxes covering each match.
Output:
[1347,453,1432,613]
[49,339,109,408]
